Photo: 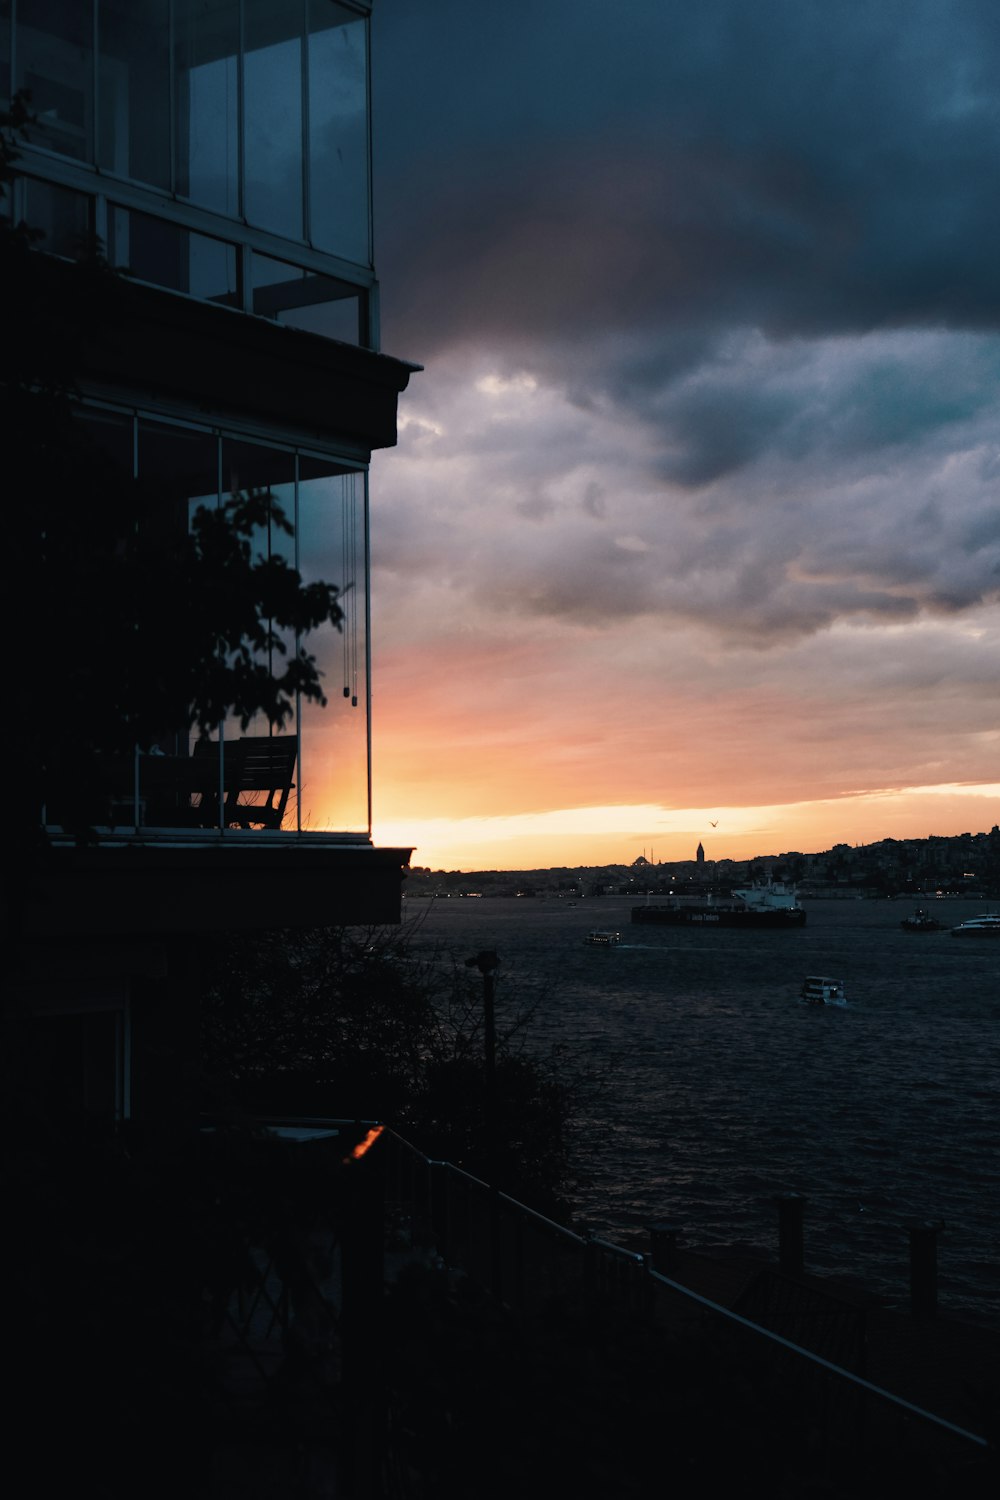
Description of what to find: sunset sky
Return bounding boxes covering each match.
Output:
[364,0,999,871]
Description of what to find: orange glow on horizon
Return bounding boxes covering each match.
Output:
[369,784,1000,871]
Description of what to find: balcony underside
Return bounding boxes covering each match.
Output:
[29,254,418,455]
[24,841,412,936]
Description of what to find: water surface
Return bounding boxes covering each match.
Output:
[408,894,1000,1327]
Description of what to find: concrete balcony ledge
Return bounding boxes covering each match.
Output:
[21,839,413,935]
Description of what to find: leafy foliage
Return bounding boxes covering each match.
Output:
[202,920,591,1219]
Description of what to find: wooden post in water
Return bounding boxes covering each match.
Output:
[647,1221,683,1277]
[774,1193,806,1277]
[909,1219,944,1320]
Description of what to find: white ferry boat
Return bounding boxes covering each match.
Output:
[949,913,1000,938]
[801,975,847,1007]
[632,880,806,929]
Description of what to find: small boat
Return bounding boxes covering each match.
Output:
[949,913,1000,938]
[900,908,943,932]
[801,975,846,1006]
[584,929,621,946]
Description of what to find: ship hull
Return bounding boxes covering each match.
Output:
[631,905,807,928]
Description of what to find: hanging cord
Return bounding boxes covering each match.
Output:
[266,487,274,733]
[343,478,351,700]
[342,476,359,707]
[350,476,359,708]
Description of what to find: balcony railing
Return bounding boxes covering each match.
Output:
[195,1115,992,1496]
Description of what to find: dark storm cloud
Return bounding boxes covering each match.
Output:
[621,326,1000,487]
[371,1,1000,654]
[374,0,1000,366]
[375,327,1000,646]
[368,3,1000,847]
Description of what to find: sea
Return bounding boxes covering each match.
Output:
[404,893,1000,1330]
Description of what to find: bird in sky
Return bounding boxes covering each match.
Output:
[709,820,718,827]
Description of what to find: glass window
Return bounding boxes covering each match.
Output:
[22,177,92,258]
[251,249,361,342]
[282,288,361,344]
[15,0,94,162]
[98,1,171,189]
[244,0,304,238]
[41,407,134,831]
[134,420,220,827]
[298,458,369,835]
[217,438,301,829]
[109,205,238,304]
[308,1,370,265]
[1,2,12,111]
[46,409,368,838]
[174,0,240,216]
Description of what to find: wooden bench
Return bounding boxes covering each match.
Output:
[192,735,298,829]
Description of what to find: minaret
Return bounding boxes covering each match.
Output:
[696,841,705,865]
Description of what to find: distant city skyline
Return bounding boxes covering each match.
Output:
[365,4,1000,873]
[402,824,999,880]
[373,790,1000,873]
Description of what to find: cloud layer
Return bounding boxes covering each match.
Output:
[367,2,1000,863]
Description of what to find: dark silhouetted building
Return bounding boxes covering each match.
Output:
[6,1,417,1126]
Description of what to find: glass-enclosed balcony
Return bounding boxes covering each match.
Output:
[49,404,372,841]
[6,1,376,345]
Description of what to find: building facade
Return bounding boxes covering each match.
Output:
[4,1,416,1125]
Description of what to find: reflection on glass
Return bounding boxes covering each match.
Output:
[188,231,239,303]
[1,3,13,109]
[46,411,367,837]
[110,206,238,303]
[98,0,171,188]
[174,0,239,215]
[137,421,219,827]
[23,177,92,258]
[219,441,300,828]
[279,290,361,344]
[251,250,361,342]
[244,5,304,238]
[16,0,94,162]
[308,1,370,264]
[298,459,369,834]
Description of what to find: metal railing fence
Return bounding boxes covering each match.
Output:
[376,1126,992,1468]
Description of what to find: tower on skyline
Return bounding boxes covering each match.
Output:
[696,841,705,864]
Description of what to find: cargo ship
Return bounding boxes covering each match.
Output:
[631,881,807,929]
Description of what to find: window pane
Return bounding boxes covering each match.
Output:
[16,0,94,162]
[1,1,12,110]
[135,421,220,828]
[22,177,92,258]
[109,205,238,304]
[218,440,300,830]
[244,3,304,238]
[41,407,133,831]
[308,1,369,264]
[280,291,360,343]
[298,461,369,834]
[98,0,170,189]
[251,249,360,342]
[174,0,239,216]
